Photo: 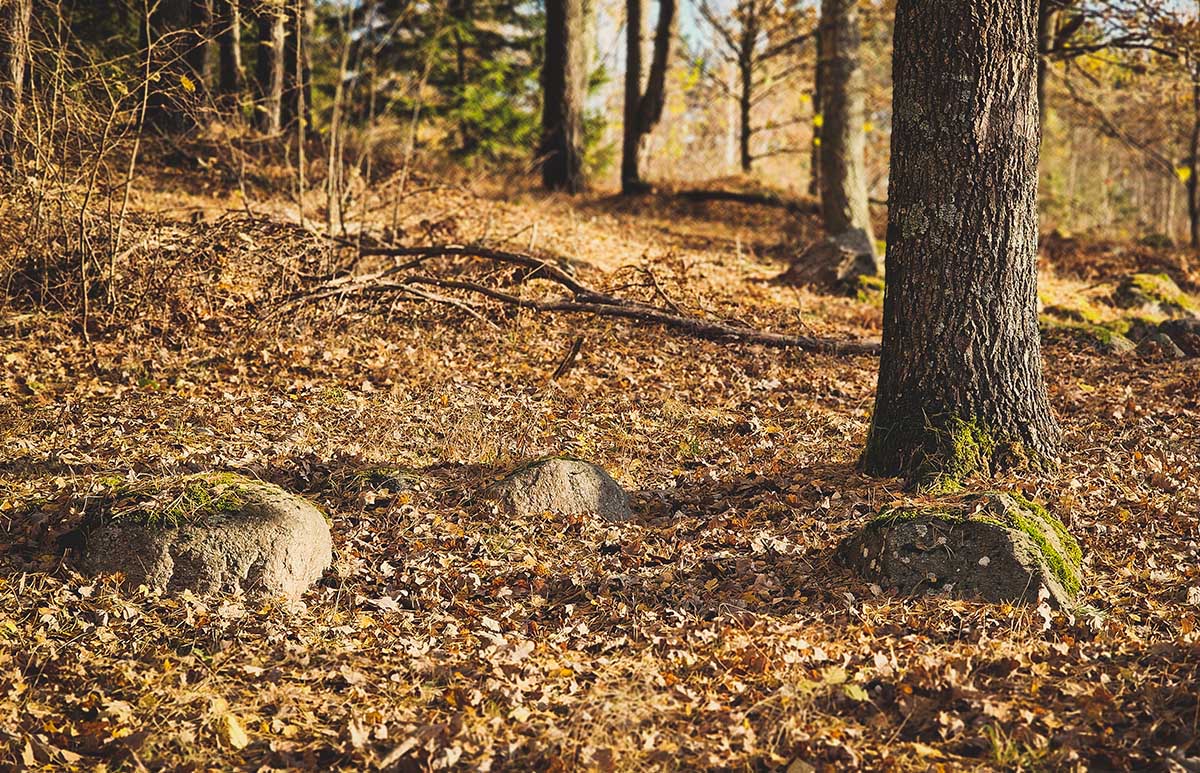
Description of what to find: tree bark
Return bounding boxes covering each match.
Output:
[1036,0,1055,134]
[0,0,31,166]
[808,28,822,197]
[862,0,1059,485]
[281,0,312,129]
[621,0,676,193]
[255,0,285,133]
[815,0,878,277]
[146,0,204,131]
[1189,77,1200,249]
[738,55,752,173]
[214,0,242,99]
[540,0,587,193]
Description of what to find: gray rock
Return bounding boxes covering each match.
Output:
[81,473,332,598]
[839,493,1082,609]
[1114,273,1200,318]
[1159,319,1200,356]
[482,458,633,522]
[1136,333,1187,360]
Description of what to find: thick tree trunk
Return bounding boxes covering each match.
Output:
[621,0,675,193]
[255,0,285,133]
[540,0,587,193]
[815,0,878,278]
[862,0,1059,485]
[214,0,242,99]
[0,0,32,166]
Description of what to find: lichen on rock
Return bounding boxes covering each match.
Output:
[840,491,1083,608]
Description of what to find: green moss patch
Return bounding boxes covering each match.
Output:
[1115,273,1199,317]
[85,472,270,528]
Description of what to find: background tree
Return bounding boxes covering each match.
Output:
[622,0,676,193]
[255,0,286,133]
[863,0,1060,484]
[0,0,31,165]
[695,0,813,173]
[145,0,208,131]
[540,0,587,192]
[214,0,243,101]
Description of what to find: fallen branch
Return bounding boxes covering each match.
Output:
[290,244,880,356]
[673,189,817,216]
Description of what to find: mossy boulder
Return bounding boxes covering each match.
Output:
[79,473,332,598]
[481,457,633,522]
[1114,273,1199,319]
[1039,316,1135,355]
[1136,332,1187,360]
[839,492,1082,609]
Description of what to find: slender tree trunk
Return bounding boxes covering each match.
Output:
[0,0,32,166]
[186,0,212,85]
[621,0,675,193]
[816,0,878,277]
[862,0,1059,485]
[281,0,311,129]
[1036,0,1055,135]
[1189,77,1200,249]
[808,29,823,197]
[214,0,242,99]
[541,0,587,192]
[739,58,752,173]
[255,0,285,133]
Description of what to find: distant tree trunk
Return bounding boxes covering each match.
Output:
[281,0,311,129]
[540,0,587,192]
[862,0,1059,484]
[808,30,822,197]
[146,0,204,131]
[186,0,212,85]
[815,0,878,278]
[738,48,752,173]
[214,0,242,100]
[255,0,285,133]
[1188,77,1200,249]
[0,0,32,166]
[621,0,676,193]
[1036,0,1054,134]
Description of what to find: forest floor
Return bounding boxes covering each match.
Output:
[1,155,1199,771]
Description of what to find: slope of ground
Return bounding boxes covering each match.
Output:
[1,166,1198,770]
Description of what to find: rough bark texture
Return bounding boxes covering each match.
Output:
[815,0,878,278]
[0,0,31,164]
[540,0,587,193]
[255,0,285,133]
[214,0,242,98]
[862,0,1060,484]
[621,0,676,193]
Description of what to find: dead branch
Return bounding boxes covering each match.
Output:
[291,244,880,356]
[674,189,817,215]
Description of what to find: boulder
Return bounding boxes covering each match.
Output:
[1114,273,1199,319]
[1136,332,1187,360]
[482,457,633,522]
[839,492,1082,609]
[1159,319,1200,356]
[80,473,332,598]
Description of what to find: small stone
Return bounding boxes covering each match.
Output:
[481,457,633,522]
[1136,333,1186,360]
[978,556,990,566]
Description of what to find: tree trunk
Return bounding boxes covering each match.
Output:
[738,59,752,173]
[862,0,1059,485]
[816,0,878,278]
[1189,78,1200,249]
[1036,0,1055,134]
[620,0,643,192]
[540,0,587,193]
[214,0,242,99]
[186,0,212,86]
[146,0,203,131]
[0,0,32,166]
[808,29,822,197]
[255,0,285,133]
[281,0,311,129]
[621,0,675,193]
